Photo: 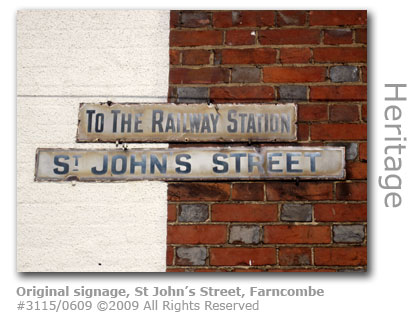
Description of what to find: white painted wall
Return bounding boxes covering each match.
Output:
[17,10,170,272]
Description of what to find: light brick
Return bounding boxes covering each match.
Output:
[176,87,208,103]
[176,247,207,265]
[281,204,312,222]
[278,85,307,101]
[333,225,365,243]
[330,66,359,82]
[231,67,260,83]
[229,226,260,244]
[179,204,209,222]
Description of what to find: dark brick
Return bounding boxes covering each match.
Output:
[281,204,312,222]
[278,86,307,101]
[176,87,208,103]
[330,66,359,82]
[333,225,365,243]
[180,12,211,28]
[176,247,207,265]
[168,183,230,201]
[229,226,260,244]
[179,204,209,222]
[231,67,261,83]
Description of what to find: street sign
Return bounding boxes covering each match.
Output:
[76,103,297,143]
[35,146,345,181]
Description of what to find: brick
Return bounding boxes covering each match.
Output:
[176,247,207,265]
[259,29,320,45]
[279,247,311,266]
[278,85,307,101]
[168,183,230,201]
[170,30,223,47]
[231,67,260,83]
[362,67,367,83]
[314,203,367,222]
[212,204,278,222]
[168,87,177,103]
[210,248,276,266]
[220,48,277,64]
[281,204,312,222]
[314,47,366,63]
[355,28,367,44]
[176,87,208,104]
[167,246,174,265]
[264,225,331,244]
[359,142,367,160]
[280,48,311,64]
[266,182,333,201]
[329,104,360,121]
[233,268,263,272]
[333,225,365,243]
[232,182,264,201]
[315,247,367,266]
[170,11,180,28]
[309,10,367,26]
[167,225,227,244]
[210,86,275,103]
[269,268,336,272]
[329,66,359,83]
[168,204,177,222]
[229,225,260,244]
[298,104,328,121]
[226,30,256,46]
[170,50,180,65]
[179,204,209,222]
[298,123,309,141]
[346,161,367,179]
[169,68,229,84]
[337,268,366,272]
[326,142,358,160]
[336,182,367,201]
[276,11,306,26]
[231,10,275,27]
[310,86,367,101]
[182,50,211,65]
[264,67,326,83]
[362,103,367,121]
[180,12,211,28]
[213,11,233,28]
[323,29,353,44]
[310,123,366,140]
[166,268,186,272]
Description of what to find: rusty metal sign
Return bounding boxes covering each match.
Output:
[76,103,297,143]
[35,147,345,181]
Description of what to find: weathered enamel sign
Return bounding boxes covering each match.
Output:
[35,147,345,181]
[76,103,297,143]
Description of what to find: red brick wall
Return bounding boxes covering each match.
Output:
[167,10,367,272]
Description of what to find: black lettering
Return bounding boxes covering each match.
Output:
[286,152,303,173]
[86,110,95,133]
[53,155,69,174]
[150,154,167,174]
[227,110,237,133]
[230,153,246,173]
[95,113,104,133]
[111,110,121,133]
[130,154,146,174]
[152,110,164,133]
[267,153,283,173]
[248,153,264,173]
[134,113,143,133]
[176,154,191,174]
[121,113,132,133]
[91,154,108,175]
[212,153,228,173]
[304,152,321,172]
[112,155,127,175]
